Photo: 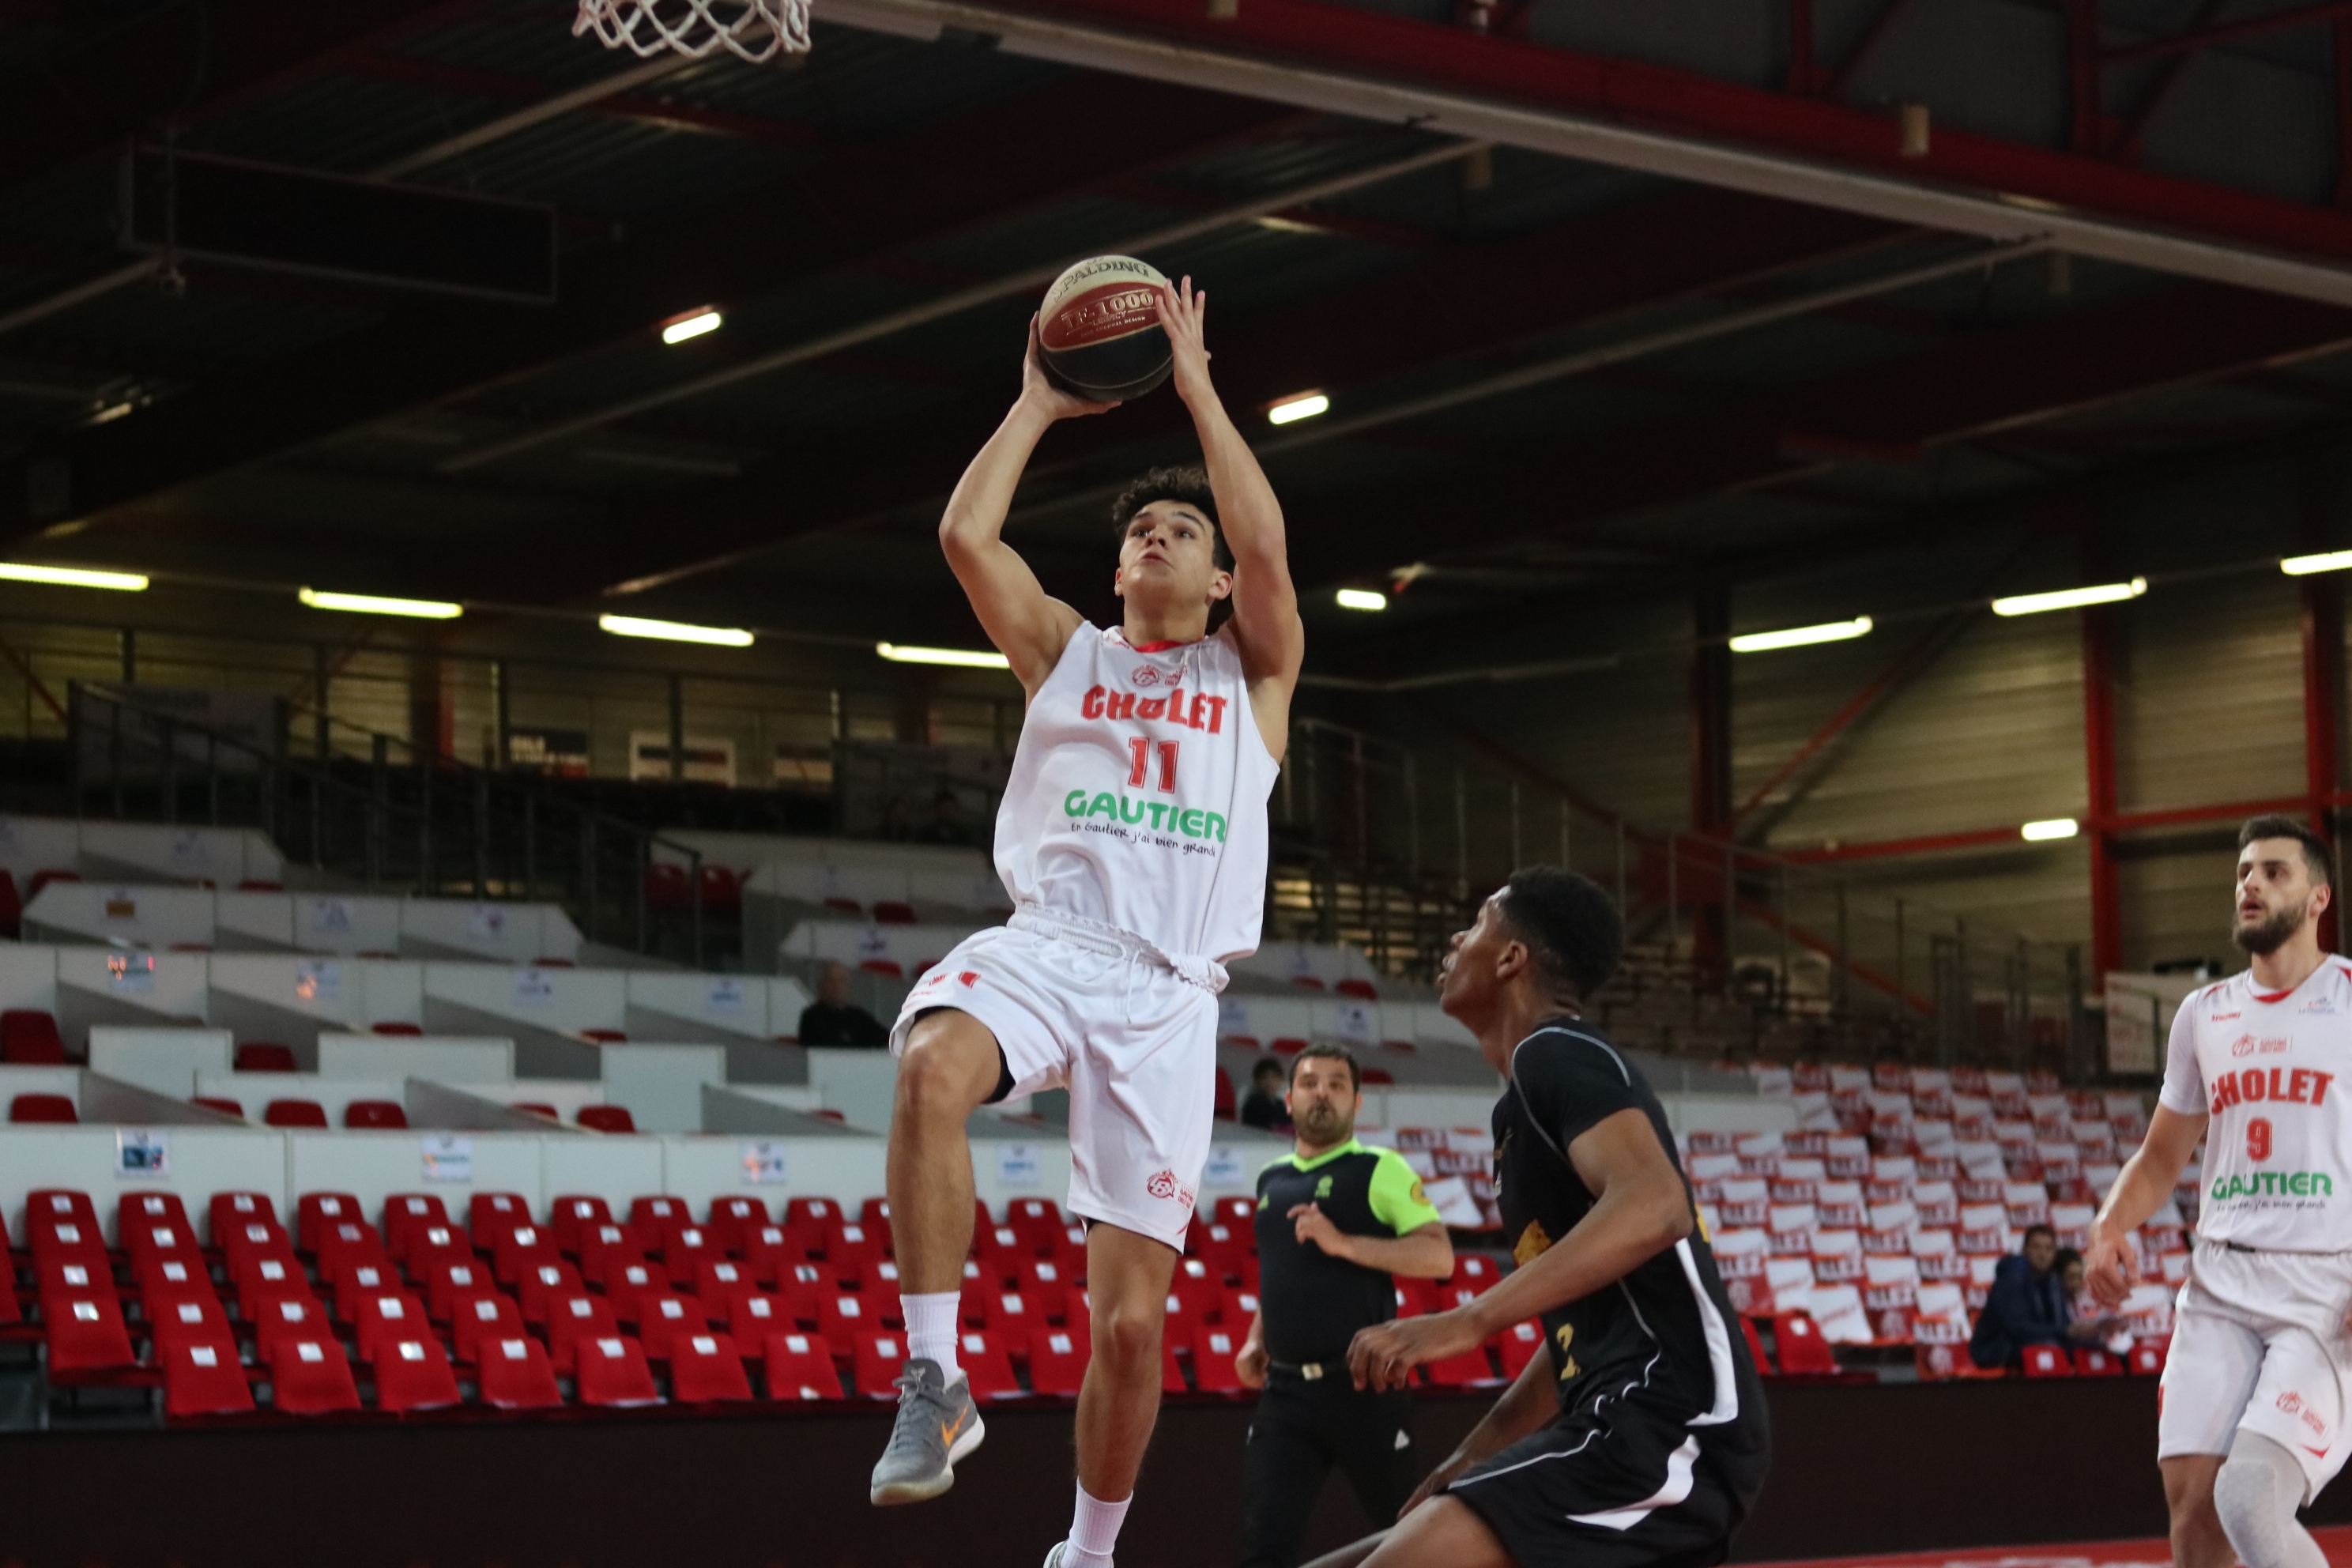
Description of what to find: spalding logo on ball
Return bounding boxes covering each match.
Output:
[1038,254,1173,402]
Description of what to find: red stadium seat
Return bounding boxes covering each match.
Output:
[763,1331,841,1401]
[606,1263,665,1324]
[161,1339,254,1418]
[671,1332,756,1403]
[958,1330,1023,1400]
[696,1260,761,1319]
[11,1094,75,1123]
[2074,1346,2125,1377]
[423,1258,493,1323]
[148,1295,235,1359]
[234,1042,297,1073]
[636,1291,709,1358]
[660,1224,719,1287]
[468,1193,530,1239]
[451,1293,526,1366]
[516,1261,586,1325]
[1771,1314,1841,1376]
[315,1221,389,1287]
[489,1223,562,1288]
[550,1195,615,1254]
[699,863,743,915]
[2130,1339,2169,1377]
[1424,1342,1502,1387]
[1271,1037,1309,1057]
[352,1292,430,1363]
[1029,1325,1090,1396]
[375,1337,462,1413]
[0,870,18,940]
[207,1191,277,1245]
[44,1293,136,1377]
[1162,1336,1189,1394]
[644,862,689,913]
[741,1224,803,1286]
[1451,1256,1502,1294]
[1192,1324,1246,1394]
[1,1009,66,1065]
[2022,1344,2074,1378]
[344,1099,408,1129]
[629,1196,692,1249]
[579,1225,647,1288]
[191,1096,245,1118]
[254,1296,331,1368]
[264,1099,327,1129]
[576,1336,662,1408]
[1498,1319,1547,1380]
[1336,978,1379,1000]
[268,1338,362,1415]
[729,1292,790,1346]
[1212,1066,1236,1121]
[477,1336,564,1410]
[1214,1197,1256,1228]
[545,1293,622,1374]
[852,1332,909,1397]
[371,1021,424,1036]
[706,1196,769,1253]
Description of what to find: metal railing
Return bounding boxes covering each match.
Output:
[67,682,722,968]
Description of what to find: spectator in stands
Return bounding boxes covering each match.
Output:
[1240,1058,1291,1133]
[797,961,888,1047]
[1969,1223,2107,1369]
[916,787,976,846]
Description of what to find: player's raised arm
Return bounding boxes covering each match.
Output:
[937,318,1113,698]
[1156,278,1305,744]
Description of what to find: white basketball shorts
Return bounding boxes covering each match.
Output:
[2159,1240,2352,1502]
[889,912,1219,1251]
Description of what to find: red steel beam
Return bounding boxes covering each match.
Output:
[971,0,2352,268]
[2102,0,2352,66]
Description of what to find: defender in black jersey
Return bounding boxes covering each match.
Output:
[1306,869,1770,1568]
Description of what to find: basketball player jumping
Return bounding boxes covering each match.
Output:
[868,277,1303,1568]
[1308,869,1770,1568]
[2087,816,2352,1568]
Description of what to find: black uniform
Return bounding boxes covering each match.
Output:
[1242,1137,1445,1568]
[1446,1020,1770,1568]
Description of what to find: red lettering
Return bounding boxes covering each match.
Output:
[1082,686,1106,720]
[2316,1072,2336,1106]
[1107,692,1136,721]
[1202,695,1227,735]
[1156,740,1179,793]
[2213,1073,2241,1111]
[2270,1068,2289,1102]
[2245,1069,2268,1102]
[2291,1068,2315,1103]
[1127,737,1148,788]
[1178,689,1202,729]
[1136,697,1166,721]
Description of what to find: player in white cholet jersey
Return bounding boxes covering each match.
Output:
[2089,818,2349,1568]
[868,277,1304,1568]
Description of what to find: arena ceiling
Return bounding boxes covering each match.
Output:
[7,0,2352,680]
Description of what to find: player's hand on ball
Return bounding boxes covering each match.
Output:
[1020,315,1119,420]
[2082,1228,2139,1309]
[1236,1336,1268,1389]
[1348,1311,1478,1393]
[1287,1201,1345,1257]
[1154,277,1212,401]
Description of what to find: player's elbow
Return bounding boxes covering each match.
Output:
[1645,1184,1694,1250]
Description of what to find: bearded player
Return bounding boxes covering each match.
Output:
[2088,816,2352,1568]
[867,276,1304,1568]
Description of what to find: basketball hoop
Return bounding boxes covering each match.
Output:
[573,0,812,62]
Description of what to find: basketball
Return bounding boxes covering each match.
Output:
[1037,254,1173,402]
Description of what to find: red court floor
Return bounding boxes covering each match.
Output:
[1770,1527,2352,1568]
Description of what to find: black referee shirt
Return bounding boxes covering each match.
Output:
[1253,1138,1444,1366]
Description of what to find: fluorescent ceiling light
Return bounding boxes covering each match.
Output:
[1728,615,1871,653]
[876,642,1010,669]
[0,562,148,591]
[600,613,752,647]
[300,587,461,619]
[662,309,722,345]
[1992,578,2146,616]
[2021,818,2079,842]
[1268,392,1329,426]
[2283,550,2352,576]
[1335,588,1388,612]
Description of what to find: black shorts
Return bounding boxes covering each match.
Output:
[1445,1402,1767,1568]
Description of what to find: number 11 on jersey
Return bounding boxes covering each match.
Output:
[1127,737,1178,792]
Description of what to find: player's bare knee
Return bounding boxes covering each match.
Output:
[895,1024,991,1119]
[1091,1295,1163,1372]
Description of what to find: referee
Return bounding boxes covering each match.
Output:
[1237,1043,1454,1568]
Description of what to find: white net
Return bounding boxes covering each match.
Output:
[573,0,812,62]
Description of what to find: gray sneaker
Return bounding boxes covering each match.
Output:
[1042,1544,1104,1568]
[869,1358,985,1506]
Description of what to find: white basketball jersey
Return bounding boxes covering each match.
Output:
[2161,959,2352,1251]
[993,622,1279,966]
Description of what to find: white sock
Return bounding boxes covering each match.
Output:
[1065,1482,1130,1568]
[901,1291,963,1379]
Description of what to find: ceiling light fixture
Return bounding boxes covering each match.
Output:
[2021,818,2079,842]
[1992,578,2146,616]
[1335,588,1388,612]
[0,562,149,591]
[1268,392,1329,426]
[2282,550,2352,577]
[876,643,1010,669]
[661,309,722,345]
[299,587,461,619]
[1728,615,1872,653]
[600,613,752,647]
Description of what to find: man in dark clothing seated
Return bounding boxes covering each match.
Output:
[1969,1223,2111,1369]
[1240,1057,1292,1133]
[797,960,888,1047]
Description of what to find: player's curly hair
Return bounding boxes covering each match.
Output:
[1110,466,1231,571]
[1500,866,1625,1000]
[2241,813,2335,889]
